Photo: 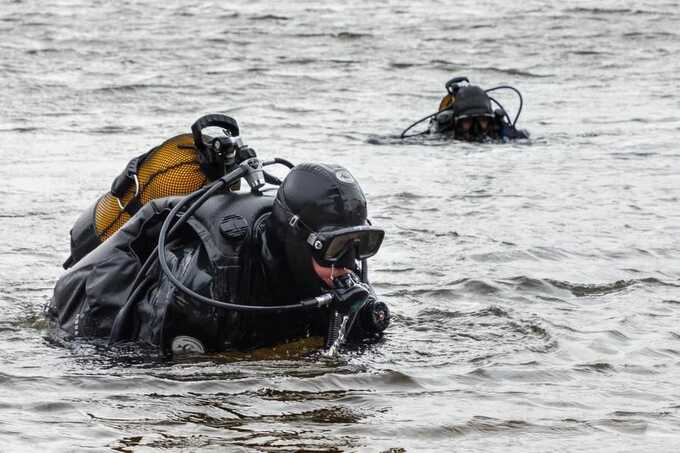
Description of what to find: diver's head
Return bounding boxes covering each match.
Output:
[451,85,496,141]
[269,163,384,298]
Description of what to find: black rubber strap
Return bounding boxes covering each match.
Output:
[111,157,142,198]
[123,197,144,216]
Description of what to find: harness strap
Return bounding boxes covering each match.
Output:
[123,197,144,216]
[110,153,147,198]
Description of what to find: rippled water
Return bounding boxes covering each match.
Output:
[2,0,680,451]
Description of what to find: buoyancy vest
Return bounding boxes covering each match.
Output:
[183,191,276,306]
[47,190,325,353]
[141,191,326,353]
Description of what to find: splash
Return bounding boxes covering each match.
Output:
[322,312,349,357]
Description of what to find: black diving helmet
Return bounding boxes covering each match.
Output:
[451,85,496,140]
[270,163,383,296]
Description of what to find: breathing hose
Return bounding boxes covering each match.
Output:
[400,107,453,139]
[484,85,523,127]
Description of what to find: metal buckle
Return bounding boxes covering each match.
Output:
[289,215,299,227]
[306,233,323,250]
[116,174,141,211]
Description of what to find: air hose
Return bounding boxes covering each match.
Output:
[485,85,523,127]
[400,106,454,139]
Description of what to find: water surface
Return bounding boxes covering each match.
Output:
[1,0,679,451]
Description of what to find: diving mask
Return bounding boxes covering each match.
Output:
[280,200,384,266]
[454,114,496,140]
[294,218,384,266]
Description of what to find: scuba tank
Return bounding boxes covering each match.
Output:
[63,115,246,269]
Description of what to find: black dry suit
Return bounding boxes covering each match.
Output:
[45,163,387,354]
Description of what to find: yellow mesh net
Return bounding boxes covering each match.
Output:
[94,134,207,241]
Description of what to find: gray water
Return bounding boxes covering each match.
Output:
[2,0,680,451]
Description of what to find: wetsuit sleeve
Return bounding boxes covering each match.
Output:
[45,198,181,339]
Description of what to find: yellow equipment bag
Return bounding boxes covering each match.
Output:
[64,114,244,269]
[438,94,454,111]
[96,133,207,241]
[63,133,209,269]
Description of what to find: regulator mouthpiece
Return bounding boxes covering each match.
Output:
[359,299,390,333]
[332,271,361,290]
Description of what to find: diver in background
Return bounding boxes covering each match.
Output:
[401,77,529,141]
[46,115,390,354]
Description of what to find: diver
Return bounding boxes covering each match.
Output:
[45,114,390,355]
[401,76,529,141]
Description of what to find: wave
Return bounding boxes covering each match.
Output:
[469,65,554,78]
[249,14,290,21]
[564,7,664,16]
[90,83,177,93]
[546,277,678,297]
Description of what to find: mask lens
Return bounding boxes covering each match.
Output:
[457,118,473,132]
[324,232,362,261]
[357,229,384,259]
[457,116,490,129]
[321,229,385,262]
